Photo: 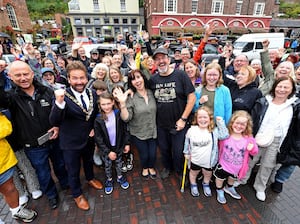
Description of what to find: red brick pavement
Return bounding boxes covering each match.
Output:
[1,150,300,224]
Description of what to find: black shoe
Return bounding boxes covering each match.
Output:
[160,168,170,179]
[49,197,59,209]
[271,181,283,193]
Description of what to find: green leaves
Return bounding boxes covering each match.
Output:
[26,0,68,20]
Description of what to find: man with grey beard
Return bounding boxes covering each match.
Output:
[148,47,196,181]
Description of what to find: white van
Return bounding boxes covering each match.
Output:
[233,33,284,60]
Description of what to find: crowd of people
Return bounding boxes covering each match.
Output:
[0,26,300,222]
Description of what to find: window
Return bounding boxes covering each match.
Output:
[104,18,110,24]
[192,0,198,13]
[236,0,243,15]
[131,18,137,24]
[76,28,83,36]
[253,3,265,16]
[123,18,128,24]
[115,27,120,34]
[68,0,80,10]
[75,18,81,25]
[6,4,19,29]
[120,0,126,12]
[93,0,100,10]
[85,18,91,24]
[94,18,100,25]
[95,28,101,37]
[211,0,224,14]
[104,29,111,36]
[164,0,177,13]
[114,18,119,24]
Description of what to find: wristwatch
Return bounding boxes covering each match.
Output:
[180,117,187,122]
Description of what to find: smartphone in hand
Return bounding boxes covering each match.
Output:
[37,132,53,145]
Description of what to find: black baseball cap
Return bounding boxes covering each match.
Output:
[153,47,168,59]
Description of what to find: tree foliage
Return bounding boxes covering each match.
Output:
[26,0,68,20]
[279,1,300,18]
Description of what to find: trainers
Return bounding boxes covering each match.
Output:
[256,191,266,201]
[271,181,283,193]
[202,182,212,197]
[126,153,134,171]
[12,205,37,223]
[19,194,29,206]
[104,179,113,194]
[160,168,170,179]
[31,190,42,200]
[216,189,226,204]
[93,153,102,166]
[224,186,241,199]
[117,176,129,190]
[121,162,127,172]
[48,197,59,209]
[190,184,200,197]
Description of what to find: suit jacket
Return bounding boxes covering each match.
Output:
[94,109,130,157]
[50,88,98,150]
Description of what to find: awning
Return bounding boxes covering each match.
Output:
[248,28,268,33]
[183,27,205,34]
[213,27,228,34]
[160,26,183,33]
[228,27,249,34]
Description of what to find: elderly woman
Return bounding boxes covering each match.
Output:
[259,39,295,96]
[87,63,109,88]
[250,76,297,201]
[224,65,262,113]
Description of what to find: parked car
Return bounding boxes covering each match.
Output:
[1,54,15,65]
[38,38,67,56]
[72,36,93,45]
[89,36,105,44]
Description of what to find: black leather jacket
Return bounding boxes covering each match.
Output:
[277,98,300,166]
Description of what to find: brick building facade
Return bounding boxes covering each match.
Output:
[0,0,32,35]
[144,0,280,36]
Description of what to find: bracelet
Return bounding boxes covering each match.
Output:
[180,117,187,122]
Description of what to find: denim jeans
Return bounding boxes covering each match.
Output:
[131,135,157,169]
[275,165,296,183]
[157,126,188,174]
[24,146,58,199]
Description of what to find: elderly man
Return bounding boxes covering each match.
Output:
[0,61,60,209]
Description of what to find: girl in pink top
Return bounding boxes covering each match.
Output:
[214,110,258,204]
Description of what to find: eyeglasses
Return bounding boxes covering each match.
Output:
[206,73,219,77]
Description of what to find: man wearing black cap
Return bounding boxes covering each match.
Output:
[149,47,196,180]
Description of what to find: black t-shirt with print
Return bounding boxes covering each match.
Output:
[149,69,195,129]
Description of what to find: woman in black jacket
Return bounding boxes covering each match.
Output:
[272,96,300,193]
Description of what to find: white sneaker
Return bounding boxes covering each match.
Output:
[12,205,37,223]
[256,191,266,201]
[19,194,29,206]
[31,190,42,200]
[93,153,102,166]
[0,218,4,224]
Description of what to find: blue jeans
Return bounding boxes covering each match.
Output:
[24,146,58,199]
[131,135,157,169]
[157,126,188,174]
[275,165,296,183]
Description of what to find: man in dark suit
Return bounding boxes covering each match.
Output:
[50,61,103,211]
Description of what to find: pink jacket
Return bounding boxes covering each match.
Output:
[219,136,259,180]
